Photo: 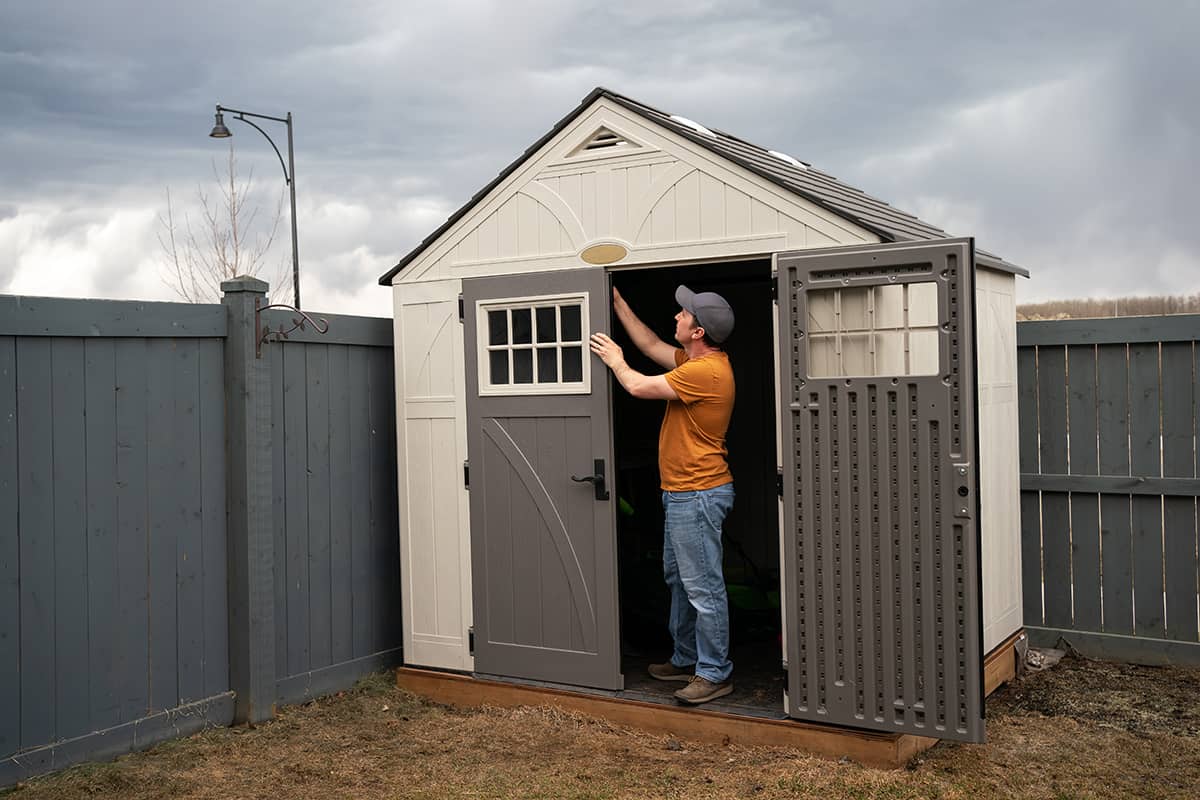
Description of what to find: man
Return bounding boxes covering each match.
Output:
[589,284,736,705]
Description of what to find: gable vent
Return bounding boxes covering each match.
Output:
[584,128,628,150]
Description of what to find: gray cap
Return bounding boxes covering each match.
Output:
[675,285,735,343]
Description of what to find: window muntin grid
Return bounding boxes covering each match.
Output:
[806,282,941,378]
[477,293,589,395]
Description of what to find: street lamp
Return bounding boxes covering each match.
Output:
[209,104,302,310]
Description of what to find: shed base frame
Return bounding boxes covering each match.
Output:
[396,630,1024,767]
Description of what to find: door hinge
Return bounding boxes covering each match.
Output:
[458,294,464,322]
[776,467,784,497]
[770,282,778,303]
[463,460,470,489]
[468,626,475,655]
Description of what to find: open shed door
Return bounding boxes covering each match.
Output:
[463,268,622,690]
[775,238,984,742]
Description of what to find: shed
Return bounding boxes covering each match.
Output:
[379,87,1025,744]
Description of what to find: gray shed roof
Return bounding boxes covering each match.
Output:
[379,87,1026,285]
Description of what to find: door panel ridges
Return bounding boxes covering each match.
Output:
[869,386,885,723]
[789,276,809,712]
[931,420,947,730]
[888,390,904,726]
[948,258,963,458]
[954,521,968,733]
[830,388,845,701]
[812,391,827,714]
[908,385,925,729]
[849,390,865,719]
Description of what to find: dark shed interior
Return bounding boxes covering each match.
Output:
[610,259,784,716]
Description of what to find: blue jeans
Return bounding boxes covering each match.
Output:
[662,483,734,683]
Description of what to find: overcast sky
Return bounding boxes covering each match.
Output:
[2,1,1197,316]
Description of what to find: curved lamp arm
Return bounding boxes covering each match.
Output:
[216,105,291,184]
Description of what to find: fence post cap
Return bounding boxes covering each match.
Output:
[221,276,269,294]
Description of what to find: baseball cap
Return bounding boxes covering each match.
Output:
[675,285,735,343]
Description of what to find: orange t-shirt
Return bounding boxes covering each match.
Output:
[658,349,735,491]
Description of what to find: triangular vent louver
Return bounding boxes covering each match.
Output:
[569,126,638,157]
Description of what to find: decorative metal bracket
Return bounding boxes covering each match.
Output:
[255,299,329,357]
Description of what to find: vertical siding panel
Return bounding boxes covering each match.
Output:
[198,339,228,695]
[1129,344,1164,637]
[114,340,150,721]
[698,172,725,239]
[175,340,205,703]
[608,167,626,239]
[1036,346,1071,629]
[306,345,333,670]
[627,165,650,245]
[84,339,120,730]
[539,418,570,649]
[750,198,778,235]
[674,170,700,242]
[650,185,675,244]
[283,343,310,676]
[52,338,89,740]
[726,185,751,237]
[0,337,20,756]
[497,198,518,259]
[1017,346,1042,623]
[580,170,597,240]
[560,173,582,236]
[1161,342,1198,641]
[349,348,373,657]
[1096,343,1133,634]
[1067,344,1101,630]
[271,341,288,680]
[537,201,559,254]
[145,339,178,711]
[517,193,538,255]
[17,338,54,748]
[476,212,498,261]
[329,345,354,664]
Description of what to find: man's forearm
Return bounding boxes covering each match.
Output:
[614,299,662,359]
[611,359,651,397]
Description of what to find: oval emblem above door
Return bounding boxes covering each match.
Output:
[580,242,628,265]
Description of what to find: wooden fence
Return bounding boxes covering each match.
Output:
[1018,314,1199,663]
[0,282,402,785]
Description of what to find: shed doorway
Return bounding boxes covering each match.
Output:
[610,259,784,718]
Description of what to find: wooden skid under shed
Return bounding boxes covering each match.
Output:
[396,629,1024,770]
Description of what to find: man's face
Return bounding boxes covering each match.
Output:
[674,308,700,345]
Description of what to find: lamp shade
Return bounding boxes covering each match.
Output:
[209,111,232,138]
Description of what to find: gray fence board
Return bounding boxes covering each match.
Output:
[1018,314,1200,346]
[282,343,310,677]
[1162,342,1197,641]
[199,340,229,697]
[146,339,179,712]
[0,338,18,757]
[85,340,121,732]
[262,310,392,347]
[371,349,402,649]
[0,296,226,338]
[328,345,354,665]
[271,343,288,682]
[18,338,55,749]
[1096,344,1129,475]
[176,340,205,704]
[114,340,151,723]
[349,348,374,657]
[306,345,333,672]
[1129,344,1164,638]
[52,339,90,740]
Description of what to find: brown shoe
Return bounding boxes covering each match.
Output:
[648,661,695,682]
[674,676,733,704]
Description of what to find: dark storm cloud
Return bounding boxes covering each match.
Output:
[1,0,1196,305]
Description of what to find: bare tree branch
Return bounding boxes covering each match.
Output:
[158,142,290,303]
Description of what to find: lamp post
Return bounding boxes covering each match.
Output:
[209,104,302,310]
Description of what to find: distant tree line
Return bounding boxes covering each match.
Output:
[1017,292,1200,320]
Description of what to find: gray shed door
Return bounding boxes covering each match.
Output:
[776,238,984,742]
[462,268,622,690]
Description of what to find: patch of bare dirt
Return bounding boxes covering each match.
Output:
[4,658,1199,799]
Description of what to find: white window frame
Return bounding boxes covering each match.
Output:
[475,292,591,396]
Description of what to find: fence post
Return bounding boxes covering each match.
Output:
[221,277,276,723]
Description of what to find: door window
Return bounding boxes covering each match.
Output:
[806,282,940,377]
[477,294,589,395]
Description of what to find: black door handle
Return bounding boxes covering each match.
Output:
[570,458,610,501]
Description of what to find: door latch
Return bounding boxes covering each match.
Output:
[571,458,610,501]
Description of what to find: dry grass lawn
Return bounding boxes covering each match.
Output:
[3,655,1198,799]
